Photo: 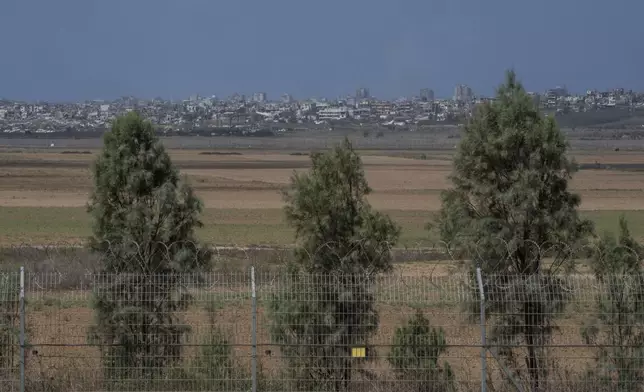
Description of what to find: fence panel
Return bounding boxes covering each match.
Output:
[14,267,644,392]
[24,271,254,392]
[0,271,21,392]
[254,271,480,392]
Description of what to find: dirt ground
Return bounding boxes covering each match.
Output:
[1,149,644,211]
[26,296,592,388]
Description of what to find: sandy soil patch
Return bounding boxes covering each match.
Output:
[0,150,643,212]
[571,170,644,190]
[575,190,644,210]
[185,168,294,185]
[366,167,452,190]
[0,190,89,207]
[572,151,644,164]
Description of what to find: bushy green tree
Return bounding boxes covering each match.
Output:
[283,137,399,274]
[388,310,455,392]
[582,216,644,392]
[87,112,211,387]
[269,138,400,392]
[435,70,593,391]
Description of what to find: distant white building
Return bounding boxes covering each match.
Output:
[317,106,351,120]
[299,103,315,112]
[352,107,370,119]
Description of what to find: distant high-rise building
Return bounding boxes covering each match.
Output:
[453,84,472,102]
[281,93,293,103]
[253,92,267,103]
[356,87,370,100]
[420,88,434,102]
[230,93,245,102]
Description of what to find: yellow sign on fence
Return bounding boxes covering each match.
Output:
[351,347,366,358]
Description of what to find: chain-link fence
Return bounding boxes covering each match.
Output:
[1,241,643,392]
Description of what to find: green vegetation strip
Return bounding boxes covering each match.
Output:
[0,206,643,246]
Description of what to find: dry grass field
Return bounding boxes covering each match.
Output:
[1,147,644,246]
[1,144,642,390]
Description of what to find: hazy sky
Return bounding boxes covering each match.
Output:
[1,0,641,101]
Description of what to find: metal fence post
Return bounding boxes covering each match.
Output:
[476,266,487,392]
[19,266,25,392]
[251,266,258,392]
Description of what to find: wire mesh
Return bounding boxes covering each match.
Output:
[0,271,20,392]
[1,240,644,392]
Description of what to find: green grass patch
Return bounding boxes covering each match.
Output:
[0,207,642,246]
[586,210,644,237]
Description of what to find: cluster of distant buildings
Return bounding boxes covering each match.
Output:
[1,85,643,134]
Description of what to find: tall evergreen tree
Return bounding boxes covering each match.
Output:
[283,137,399,274]
[269,138,400,392]
[435,71,593,391]
[87,112,211,387]
[582,217,644,392]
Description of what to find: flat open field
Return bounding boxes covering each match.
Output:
[2,140,642,390]
[1,145,644,246]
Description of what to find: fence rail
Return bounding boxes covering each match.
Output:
[1,240,643,392]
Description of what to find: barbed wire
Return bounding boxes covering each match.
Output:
[0,237,641,299]
[1,236,640,262]
[0,237,640,269]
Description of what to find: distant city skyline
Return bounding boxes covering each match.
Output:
[1,81,639,135]
[2,0,641,102]
[2,82,639,105]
